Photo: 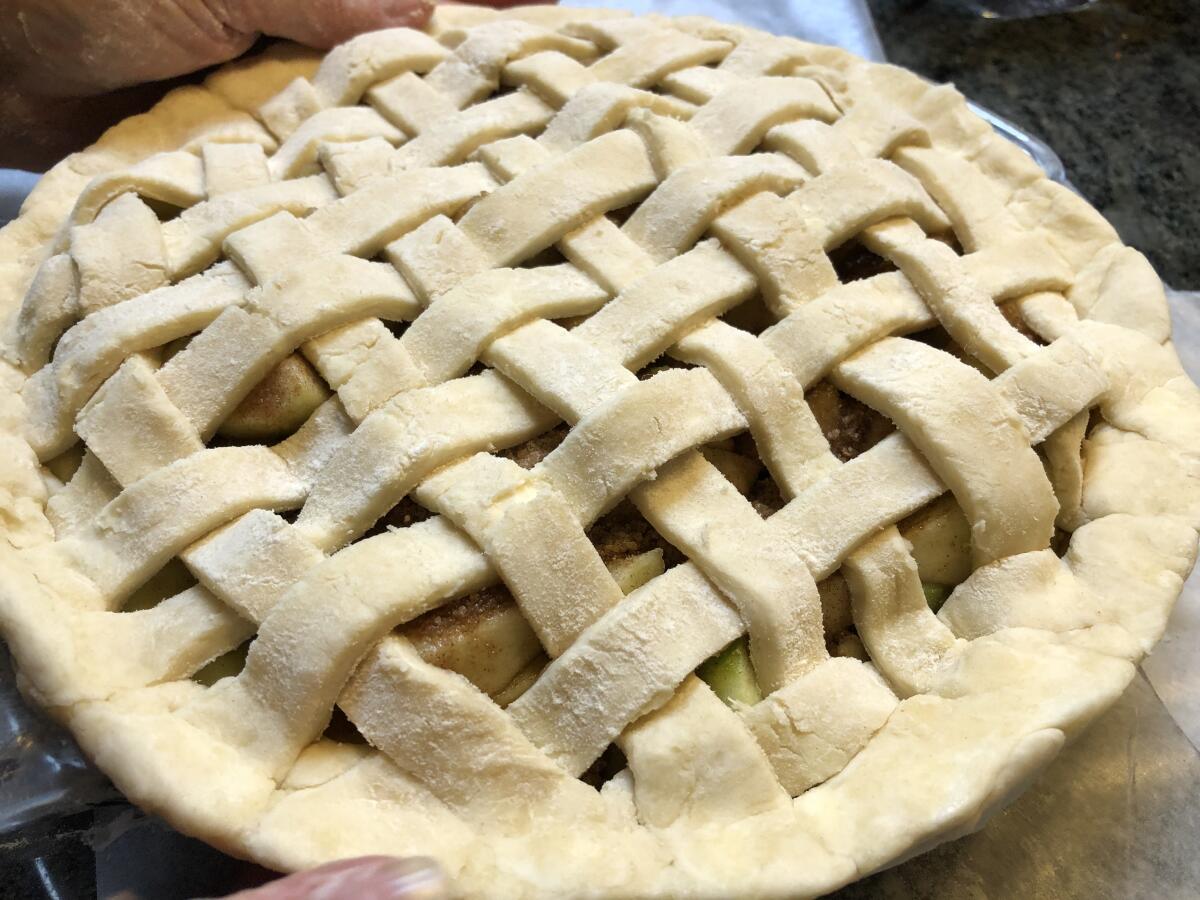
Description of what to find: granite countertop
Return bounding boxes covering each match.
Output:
[869,0,1198,290]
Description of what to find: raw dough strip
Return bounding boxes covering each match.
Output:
[339,636,609,829]
[893,145,1024,253]
[66,151,207,231]
[862,219,1037,374]
[458,129,658,268]
[671,319,839,498]
[831,337,1056,566]
[416,454,627,659]
[69,194,167,316]
[180,516,495,778]
[226,164,495,271]
[29,446,305,608]
[535,83,696,154]
[629,452,828,693]
[567,18,730,90]
[259,28,450,140]
[396,90,557,168]
[620,153,810,264]
[76,355,204,486]
[162,175,338,278]
[686,76,840,156]
[201,143,272,196]
[13,147,294,369]
[425,21,600,109]
[267,107,404,180]
[338,264,609,418]
[11,253,78,371]
[294,372,556,552]
[508,564,745,775]
[24,262,249,458]
[0,560,254,708]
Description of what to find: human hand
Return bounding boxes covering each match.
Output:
[0,0,544,168]
[223,856,447,899]
[0,0,545,96]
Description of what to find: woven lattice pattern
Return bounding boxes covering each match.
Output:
[1,6,1198,897]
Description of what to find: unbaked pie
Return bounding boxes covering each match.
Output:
[1,5,1197,897]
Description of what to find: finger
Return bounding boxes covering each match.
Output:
[226,0,559,49]
[465,0,560,7]
[226,856,447,899]
[222,0,436,49]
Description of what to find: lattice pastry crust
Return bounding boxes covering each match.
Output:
[1,5,1197,897]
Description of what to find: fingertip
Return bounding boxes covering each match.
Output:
[320,0,436,44]
[248,0,435,49]
[377,0,437,30]
[375,856,448,899]
[474,0,559,7]
[231,856,447,899]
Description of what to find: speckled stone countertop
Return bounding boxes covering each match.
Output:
[869,0,1198,289]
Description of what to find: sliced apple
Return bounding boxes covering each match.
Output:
[193,641,250,686]
[124,558,196,612]
[403,587,544,697]
[218,353,330,444]
[899,494,972,586]
[45,443,85,484]
[492,652,548,708]
[700,447,761,495]
[922,582,951,613]
[697,637,762,707]
[817,572,853,638]
[831,632,868,661]
[606,548,666,595]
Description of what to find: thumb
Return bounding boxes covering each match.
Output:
[225,856,447,899]
[224,0,437,49]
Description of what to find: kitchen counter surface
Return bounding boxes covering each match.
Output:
[869,0,1198,289]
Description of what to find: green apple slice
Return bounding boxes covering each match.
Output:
[218,353,330,443]
[900,495,972,586]
[697,637,762,707]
